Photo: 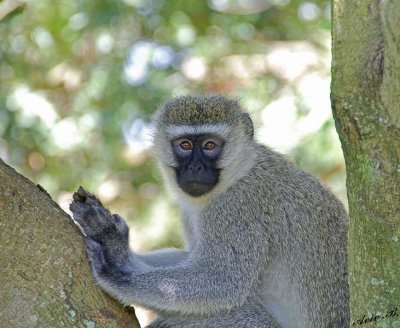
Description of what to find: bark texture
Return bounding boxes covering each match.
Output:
[331,0,400,326]
[0,158,140,328]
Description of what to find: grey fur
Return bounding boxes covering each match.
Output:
[70,95,349,328]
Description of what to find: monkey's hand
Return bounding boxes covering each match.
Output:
[69,186,130,268]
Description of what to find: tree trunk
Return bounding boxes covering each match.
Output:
[331,0,400,326]
[0,158,140,328]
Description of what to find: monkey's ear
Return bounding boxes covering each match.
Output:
[241,112,254,140]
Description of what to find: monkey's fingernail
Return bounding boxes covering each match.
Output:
[77,186,86,198]
[72,192,81,201]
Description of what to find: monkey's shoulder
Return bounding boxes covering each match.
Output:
[239,144,320,190]
[226,143,346,216]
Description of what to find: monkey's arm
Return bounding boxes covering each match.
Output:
[70,188,188,270]
[70,188,262,315]
[136,249,189,268]
[87,239,255,315]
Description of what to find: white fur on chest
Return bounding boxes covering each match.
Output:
[260,261,307,328]
[181,205,202,251]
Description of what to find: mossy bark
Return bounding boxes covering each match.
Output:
[331,0,400,326]
[0,158,140,328]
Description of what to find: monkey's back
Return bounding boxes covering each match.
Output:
[227,144,349,328]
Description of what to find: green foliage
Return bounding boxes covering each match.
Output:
[0,0,341,249]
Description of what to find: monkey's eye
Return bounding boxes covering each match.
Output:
[203,141,216,151]
[180,140,193,151]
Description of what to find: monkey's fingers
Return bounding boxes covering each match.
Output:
[72,186,103,206]
[72,186,87,202]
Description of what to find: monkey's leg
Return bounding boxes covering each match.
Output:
[147,300,281,328]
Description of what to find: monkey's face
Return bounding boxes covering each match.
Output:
[153,95,255,199]
[171,134,224,197]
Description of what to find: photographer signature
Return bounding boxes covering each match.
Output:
[352,307,399,326]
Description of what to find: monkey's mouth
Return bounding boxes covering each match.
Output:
[179,181,216,197]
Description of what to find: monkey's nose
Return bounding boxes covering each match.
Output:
[189,163,203,172]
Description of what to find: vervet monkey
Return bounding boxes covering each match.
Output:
[70,94,349,328]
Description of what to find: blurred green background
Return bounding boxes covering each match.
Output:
[0,0,345,253]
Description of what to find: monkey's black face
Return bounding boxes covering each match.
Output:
[172,134,223,197]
